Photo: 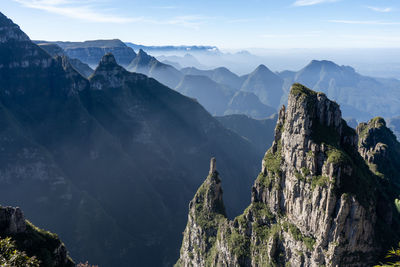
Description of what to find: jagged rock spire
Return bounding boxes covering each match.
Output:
[177,83,400,267]
[209,157,216,175]
[90,53,129,90]
[100,52,118,66]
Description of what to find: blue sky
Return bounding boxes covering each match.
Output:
[2,0,400,49]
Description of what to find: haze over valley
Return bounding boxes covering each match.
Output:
[1,1,400,266]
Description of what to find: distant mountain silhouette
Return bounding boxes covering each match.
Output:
[278,60,400,120]
[216,113,277,156]
[175,74,235,115]
[388,116,400,140]
[127,49,183,88]
[158,53,205,69]
[37,39,137,67]
[225,91,276,119]
[240,64,284,109]
[181,66,244,90]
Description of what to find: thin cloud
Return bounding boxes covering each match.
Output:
[366,6,393,13]
[227,18,267,24]
[293,0,339,7]
[260,32,322,38]
[165,15,213,29]
[149,6,179,10]
[329,20,400,25]
[13,0,209,29]
[13,0,137,23]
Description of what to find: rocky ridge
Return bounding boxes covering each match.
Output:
[51,39,137,67]
[176,83,400,266]
[37,42,94,78]
[0,206,74,267]
[127,49,183,88]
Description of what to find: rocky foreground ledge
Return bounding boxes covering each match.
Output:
[0,205,74,267]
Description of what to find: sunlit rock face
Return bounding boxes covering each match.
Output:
[176,83,400,267]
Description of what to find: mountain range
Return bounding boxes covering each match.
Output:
[2,9,400,267]
[0,12,263,266]
[36,39,137,68]
[157,54,206,70]
[279,60,400,121]
[125,43,219,54]
[37,38,400,132]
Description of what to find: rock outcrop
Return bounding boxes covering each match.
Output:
[0,206,26,234]
[177,158,227,267]
[0,206,74,267]
[176,83,400,267]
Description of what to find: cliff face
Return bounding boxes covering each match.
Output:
[53,39,137,67]
[0,206,74,267]
[176,83,400,267]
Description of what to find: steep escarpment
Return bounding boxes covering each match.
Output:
[177,83,400,266]
[37,42,94,78]
[356,117,400,247]
[48,39,137,67]
[358,117,400,182]
[0,206,74,267]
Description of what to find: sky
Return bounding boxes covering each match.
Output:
[2,0,400,49]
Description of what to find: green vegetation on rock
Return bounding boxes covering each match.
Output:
[12,221,74,267]
[263,142,283,176]
[395,199,400,214]
[290,83,318,98]
[327,148,350,165]
[228,229,250,259]
[284,223,316,251]
[310,175,330,189]
[0,237,40,267]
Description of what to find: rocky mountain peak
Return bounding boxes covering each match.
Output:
[357,117,400,183]
[98,52,119,68]
[288,83,345,141]
[136,49,154,62]
[177,83,400,267]
[307,59,339,69]
[0,12,30,43]
[302,59,356,75]
[90,53,129,90]
[126,48,157,72]
[191,157,226,216]
[177,158,227,266]
[253,64,273,74]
